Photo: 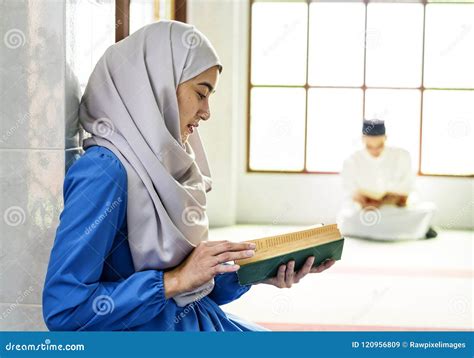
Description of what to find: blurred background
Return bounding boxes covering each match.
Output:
[0,0,472,331]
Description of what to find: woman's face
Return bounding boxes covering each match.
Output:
[176,66,220,144]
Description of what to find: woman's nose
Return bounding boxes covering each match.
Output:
[199,109,211,121]
[200,99,211,120]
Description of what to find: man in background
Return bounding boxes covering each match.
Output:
[337,119,437,240]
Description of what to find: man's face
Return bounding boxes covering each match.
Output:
[363,135,386,157]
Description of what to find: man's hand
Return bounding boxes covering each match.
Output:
[383,193,408,207]
[256,256,336,288]
[353,193,382,208]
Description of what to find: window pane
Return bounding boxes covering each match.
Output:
[365,3,424,87]
[75,1,115,92]
[306,89,363,172]
[424,5,474,88]
[421,91,474,175]
[130,1,172,34]
[308,3,365,87]
[365,90,421,170]
[249,88,306,171]
[130,0,155,35]
[251,2,308,85]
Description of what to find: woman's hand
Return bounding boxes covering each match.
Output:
[163,240,256,299]
[257,256,336,288]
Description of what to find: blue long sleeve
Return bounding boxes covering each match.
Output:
[42,146,265,331]
[207,269,252,305]
[42,148,169,331]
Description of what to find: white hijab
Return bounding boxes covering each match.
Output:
[78,21,222,306]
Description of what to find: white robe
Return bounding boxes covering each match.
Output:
[337,147,436,240]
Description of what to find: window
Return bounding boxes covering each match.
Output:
[129,0,174,34]
[115,0,184,41]
[248,0,474,176]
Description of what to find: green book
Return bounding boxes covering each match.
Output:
[236,224,344,285]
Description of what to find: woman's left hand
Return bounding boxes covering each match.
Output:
[257,256,336,288]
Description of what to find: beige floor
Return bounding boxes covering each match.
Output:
[209,225,473,331]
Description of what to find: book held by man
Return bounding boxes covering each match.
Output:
[358,189,408,201]
[235,224,345,285]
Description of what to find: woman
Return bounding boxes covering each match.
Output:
[42,21,335,331]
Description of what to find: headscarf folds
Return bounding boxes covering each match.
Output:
[79,20,222,306]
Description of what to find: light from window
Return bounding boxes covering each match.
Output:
[130,0,173,35]
[365,3,424,88]
[365,89,422,171]
[424,5,474,88]
[249,88,306,171]
[422,91,474,175]
[251,2,308,85]
[308,3,365,87]
[306,89,363,172]
[248,0,474,176]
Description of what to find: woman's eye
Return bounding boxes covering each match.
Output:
[197,92,206,100]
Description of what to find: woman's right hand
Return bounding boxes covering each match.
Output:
[163,240,256,299]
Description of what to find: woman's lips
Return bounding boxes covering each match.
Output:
[186,123,198,134]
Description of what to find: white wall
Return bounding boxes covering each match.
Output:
[189,0,473,230]
[0,0,115,330]
[188,0,243,227]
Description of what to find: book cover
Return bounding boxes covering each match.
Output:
[358,189,408,201]
[236,224,344,285]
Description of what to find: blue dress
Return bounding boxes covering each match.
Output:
[42,146,267,331]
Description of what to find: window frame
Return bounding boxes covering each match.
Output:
[115,0,187,42]
[246,0,474,178]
